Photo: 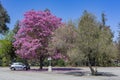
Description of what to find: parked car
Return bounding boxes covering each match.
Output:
[10,62,30,71]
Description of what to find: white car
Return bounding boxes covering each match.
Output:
[10,62,30,70]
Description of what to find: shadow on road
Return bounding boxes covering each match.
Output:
[29,67,81,71]
[14,67,118,77]
[64,71,118,77]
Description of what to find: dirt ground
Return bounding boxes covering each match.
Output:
[0,67,120,80]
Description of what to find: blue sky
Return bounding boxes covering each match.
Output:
[1,0,120,41]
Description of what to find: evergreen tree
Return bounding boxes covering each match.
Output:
[0,3,10,34]
[116,24,120,63]
[77,11,100,75]
[13,20,20,34]
[77,11,116,75]
[101,13,106,27]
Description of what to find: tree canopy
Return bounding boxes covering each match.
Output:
[13,10,62,69]
[0,3,10,34]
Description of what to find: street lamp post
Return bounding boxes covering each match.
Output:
[48,57,52,72]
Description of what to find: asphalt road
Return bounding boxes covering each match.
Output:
[0,67,120,80]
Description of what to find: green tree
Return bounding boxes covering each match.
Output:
[116,24,120,64]
[0,31,16,66]
[0,39,12,66]
[101,13,106,27]
[13,20,20,34]
[77,11,100,75]
[77,11,116,75]
[48,21,78,66]
[97,26,116,66]
[98,13,116,67]
[0,3,10,34]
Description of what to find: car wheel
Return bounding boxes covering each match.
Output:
[11,67,15,71]
[23,67,27,70]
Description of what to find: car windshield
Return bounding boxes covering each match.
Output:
[13,63,24,65]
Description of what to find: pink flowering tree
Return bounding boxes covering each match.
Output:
[13,10,62,69]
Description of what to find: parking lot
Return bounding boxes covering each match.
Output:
[0,67,120,80]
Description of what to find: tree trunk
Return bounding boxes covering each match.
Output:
[87,50,98,75]
[24,59,29,66]
[39,57,43,69]
[88,58,97,75]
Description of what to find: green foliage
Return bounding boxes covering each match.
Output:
[76,11,117,75]
[0,40,12,65]
[101,13,106,26]
[0,3,10,34]
[77,11,100,67]
[0,31,16,66]
[115,23,120,65]
[48,20,77,57]
[1,57,10,66]
[13,20,20,34]
[3,31,14,41]
[67,48,86,66]
[52,59,66,67]
[49,11,117,69]
[0,8,117,69]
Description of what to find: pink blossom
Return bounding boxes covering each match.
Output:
[13,10,62,59]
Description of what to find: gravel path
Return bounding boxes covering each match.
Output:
[0,67,120,80]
